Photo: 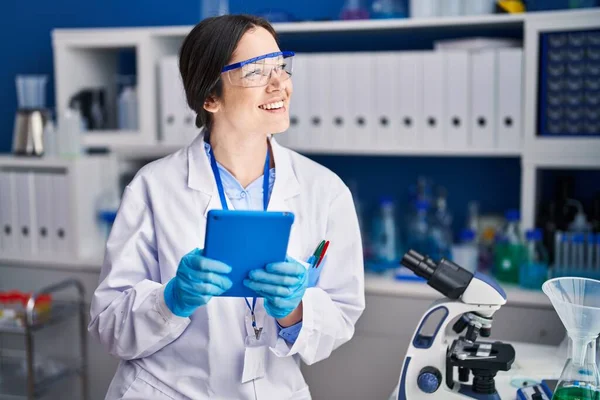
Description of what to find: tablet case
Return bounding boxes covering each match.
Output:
[204,210,295,297]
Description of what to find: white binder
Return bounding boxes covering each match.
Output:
[349,53,374,149]
[306,53,331,150]
[398,52,424,149]
[496,48,523,151]
[50,172,72,257]
[328,53,352,151]
[283,53,309,149]
[34,172,53,255]
[14,171,37,256]
[159,56,187,145]
[0,170,17,254]
[373,52,400,149]
[444,51,470,149]
[470,50,497,149]
[422,52,446,149]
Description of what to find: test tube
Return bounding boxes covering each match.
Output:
[596,234,600,271]
[573,234,585,271]
[561,232,571,275]
[588,233,595,270]
[555,231,562,269]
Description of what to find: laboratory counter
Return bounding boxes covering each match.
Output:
[0,259,562,400]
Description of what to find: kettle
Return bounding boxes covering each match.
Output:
[12,75,50,156]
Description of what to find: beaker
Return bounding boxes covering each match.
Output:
[543,277,600,400]
[16,75,48,109]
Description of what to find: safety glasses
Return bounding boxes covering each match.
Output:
[221,51,294,88]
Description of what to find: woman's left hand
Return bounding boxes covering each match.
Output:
[243,256,308,319]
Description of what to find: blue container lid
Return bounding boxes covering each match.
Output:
[460,229,475,242]
[415,199,430,210]
[526,229,542,241]
[505,209,520,222]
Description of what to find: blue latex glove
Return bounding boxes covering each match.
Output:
[243,256,308,319]
[164,248,233,317]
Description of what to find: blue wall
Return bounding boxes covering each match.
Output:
[0,0,347,153]
[2,0,524,244]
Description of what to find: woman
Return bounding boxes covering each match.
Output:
[89,14,365,400]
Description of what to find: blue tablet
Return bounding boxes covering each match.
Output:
[204,210,295,297]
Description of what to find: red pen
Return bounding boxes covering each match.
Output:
[315,241,330,268]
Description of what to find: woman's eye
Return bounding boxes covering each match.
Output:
[244,69,262,78]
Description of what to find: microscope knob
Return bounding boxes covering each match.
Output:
[417,367,442,393]
[453,315,469,334]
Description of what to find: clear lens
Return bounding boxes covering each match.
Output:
[224,56,293,87]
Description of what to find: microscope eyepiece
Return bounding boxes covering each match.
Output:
[400,249,474,299]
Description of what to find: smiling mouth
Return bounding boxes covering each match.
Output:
[258,100,284,110]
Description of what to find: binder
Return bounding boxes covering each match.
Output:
[283,53,309,149]
[159,56,186,145]
[398,52,424,149]
[51,172,72,256]
[0,170,17,254]
[349,52,374,149]
[306,53,331,150]
[373,52,400,149]
[444,51,470,149]
[34,172,53,255]
[14,171,37,256]
[496,48,523,150]
[329,53,352,151]
[470,50,497,149]
[422,52,446,149]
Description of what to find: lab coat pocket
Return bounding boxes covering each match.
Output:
[121,367,182,400]
[307,255,327,288]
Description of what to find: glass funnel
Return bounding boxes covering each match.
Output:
[543,277,600,400]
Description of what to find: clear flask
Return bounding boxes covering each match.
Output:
[543,277,600,400]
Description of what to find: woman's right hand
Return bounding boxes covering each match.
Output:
[164,248,233,317]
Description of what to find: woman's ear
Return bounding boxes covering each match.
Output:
[203,95,220,113]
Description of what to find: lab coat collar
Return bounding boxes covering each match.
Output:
[187,132,300,216]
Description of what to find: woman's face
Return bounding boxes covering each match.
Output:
[209,27,293,136]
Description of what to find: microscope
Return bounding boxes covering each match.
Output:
[390,250,516,400]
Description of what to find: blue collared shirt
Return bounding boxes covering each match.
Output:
[204,142,302,343]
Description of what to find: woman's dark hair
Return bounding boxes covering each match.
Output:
[179,15,278,131]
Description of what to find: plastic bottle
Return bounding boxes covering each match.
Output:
[451,229,479,273]
[42,118,58,158]
[429,188,453,261]
[370,0,407,19]
[340,0,369,20]
[202,0,229,19]
[494,209,524,284]
[566,199,592,234]
[519,229,549,290]
[57,108,83,159]
[572,233,586,273]
[370,197,400,272]
[406,199,431,256]
[118,85,138,130]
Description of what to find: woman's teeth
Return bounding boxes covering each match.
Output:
[259,101,284,110]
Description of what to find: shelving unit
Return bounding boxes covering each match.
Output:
[50,8,600,233]
[0,279,88,399]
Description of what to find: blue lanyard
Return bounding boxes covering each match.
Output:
[207,144,270,339]
[208,146,270,212]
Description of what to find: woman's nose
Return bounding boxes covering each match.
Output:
[266,68,284,90]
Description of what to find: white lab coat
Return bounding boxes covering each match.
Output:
[89,134,365,400]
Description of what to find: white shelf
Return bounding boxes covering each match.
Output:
[0,255,103,272]
[0,156,74,169]
[364,274,553,308]
[523,151,600,169]
[292,145,521,157]
[52,10,598,39]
